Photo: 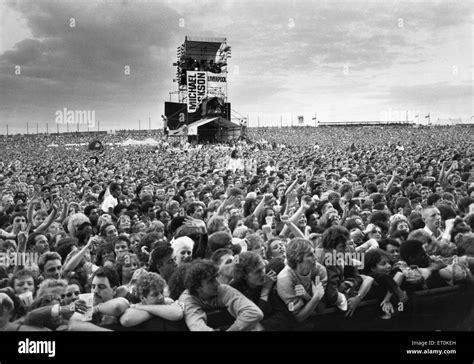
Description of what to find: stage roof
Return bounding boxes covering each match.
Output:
[185,36,226,43]
[188,117,240,135]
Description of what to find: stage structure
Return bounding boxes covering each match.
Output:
[164,36,241,143]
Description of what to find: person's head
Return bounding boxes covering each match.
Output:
[210,248,235,283]
[32,210,48,228]
[91,267,120,305]
[136,272,166,305]
[245,233,265,258]
[187,202,205,220]
[379,238,401,256]
[10,212,27,232]
[109,182,121,198]
[321,225,350,253]
[149,243,176,281]
[171,236,194,267]
[112,235,131,258]
[184,259,219,300]
[286,238,316,270]
[0,292,15,328]
[38,252,62,280]
[11,269,36,296]
[208,231,233,254]
[399,239,430,267]
[422,206,441,232]
[207,215,230,235]
[26,232,50,254]
[64,282,81,305]
[33,278,68,308]
[233,251,266,288]
[115,253,139,285]
[362,249,392,275]
[117,214,131,231]
[367,224,383,242]
[101,222,118,239]
[267,237,286,260]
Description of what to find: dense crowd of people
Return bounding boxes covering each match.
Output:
[0,125,473,331]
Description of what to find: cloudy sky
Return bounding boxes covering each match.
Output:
[0,0,472,133]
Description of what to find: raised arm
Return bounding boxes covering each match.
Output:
[34,202,58,234]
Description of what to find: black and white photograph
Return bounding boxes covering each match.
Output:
[0,0,473,359]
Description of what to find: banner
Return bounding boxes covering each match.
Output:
[207,72,227,98]
[164,102,188,130]
[187,71,207,112]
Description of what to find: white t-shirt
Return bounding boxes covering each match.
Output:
[101,194,117,213]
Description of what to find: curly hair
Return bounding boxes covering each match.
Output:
[207,215,228,235]
[245,233,264,252]
[286,238,313,269]
[321,225,350,251]
[184,259,218,296]
[36,278,68,298]
[232,251,263,283]
[136,272,166,300]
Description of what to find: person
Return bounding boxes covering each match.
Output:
[171,236,194,267]
[422,206,443,239]
[38,252,63,281]
[120,271,183,328]
[178,259,264,331]
[148,242,177,283]
[210,248,235,285]
[231,252,293,330]
[320,226,373,317]
[101,182,122,218]
[362,249,407,319]
[22,278,83,330]
[68,267,130,331]
[276,238,327,326]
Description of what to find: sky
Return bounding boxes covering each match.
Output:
[0,0,472,134]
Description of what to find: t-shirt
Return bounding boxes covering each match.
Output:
[101,194,117,213]
[276,263,327,315]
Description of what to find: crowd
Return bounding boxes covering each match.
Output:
[0,124,473,331]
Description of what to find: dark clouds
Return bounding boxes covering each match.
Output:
[0,0,472,132]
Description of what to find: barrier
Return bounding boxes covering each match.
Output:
[205,284,474,331]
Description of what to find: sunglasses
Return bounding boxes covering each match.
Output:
[66,291,80,298]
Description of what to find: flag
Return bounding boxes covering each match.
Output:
[425,113,430,119]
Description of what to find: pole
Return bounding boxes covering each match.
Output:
[27,122,29,135]
[36,123,38,134]
[57,122,59,134]
[149,117,151,131]
[6,124,8,136]
[46,123,49,134]
[98,120,100,132]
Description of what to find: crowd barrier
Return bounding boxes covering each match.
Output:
[111,284,473,331]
